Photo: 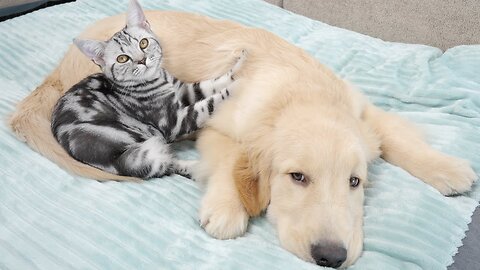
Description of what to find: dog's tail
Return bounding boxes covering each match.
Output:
[8,68,137,181]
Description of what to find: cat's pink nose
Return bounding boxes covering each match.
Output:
[137,58,146,65]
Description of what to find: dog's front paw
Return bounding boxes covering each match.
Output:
[199,194,249,239]
[422,153,477,195]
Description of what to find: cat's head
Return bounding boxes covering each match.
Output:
[74,0,162,84]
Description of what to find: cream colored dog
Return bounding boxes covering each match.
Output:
[10,10,476,269]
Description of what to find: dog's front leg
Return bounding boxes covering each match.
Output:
[363,104,477,195]
[196,128,250,239]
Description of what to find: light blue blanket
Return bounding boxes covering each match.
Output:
[1,0,479,269]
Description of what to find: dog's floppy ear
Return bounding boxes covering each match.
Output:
[358,114,382,162]
[345,82,381,162]
[234,150,271,217]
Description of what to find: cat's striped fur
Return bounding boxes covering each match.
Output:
[51,0,246,179]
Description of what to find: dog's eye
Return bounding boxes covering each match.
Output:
[290,172,307,183]
[349,176,361,188]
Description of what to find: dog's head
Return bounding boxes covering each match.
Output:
[236,100,380,268]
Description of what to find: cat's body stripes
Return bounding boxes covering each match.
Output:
[51,0,246,179]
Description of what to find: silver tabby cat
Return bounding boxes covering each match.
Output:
[51,0,246,179]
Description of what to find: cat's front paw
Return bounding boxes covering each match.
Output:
[172,160,198,180]
[231,49,248,76]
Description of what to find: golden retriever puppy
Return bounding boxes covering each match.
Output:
[10,10,476,269]
[193,28,476,268]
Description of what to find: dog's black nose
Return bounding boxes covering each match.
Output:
[311,243,347,268]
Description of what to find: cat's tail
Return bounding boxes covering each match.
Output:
[8,68,138,182]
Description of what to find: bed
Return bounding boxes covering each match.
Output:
[0,0,479,269]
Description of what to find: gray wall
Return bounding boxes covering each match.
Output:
[265,0,480,50]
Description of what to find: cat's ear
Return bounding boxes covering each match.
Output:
[73,38,107,67]
[126,0,150,29]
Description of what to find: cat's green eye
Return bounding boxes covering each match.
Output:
[116,55,129,63]
[139,38,149,49]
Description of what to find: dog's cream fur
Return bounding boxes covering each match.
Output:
[9,11,476,267]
